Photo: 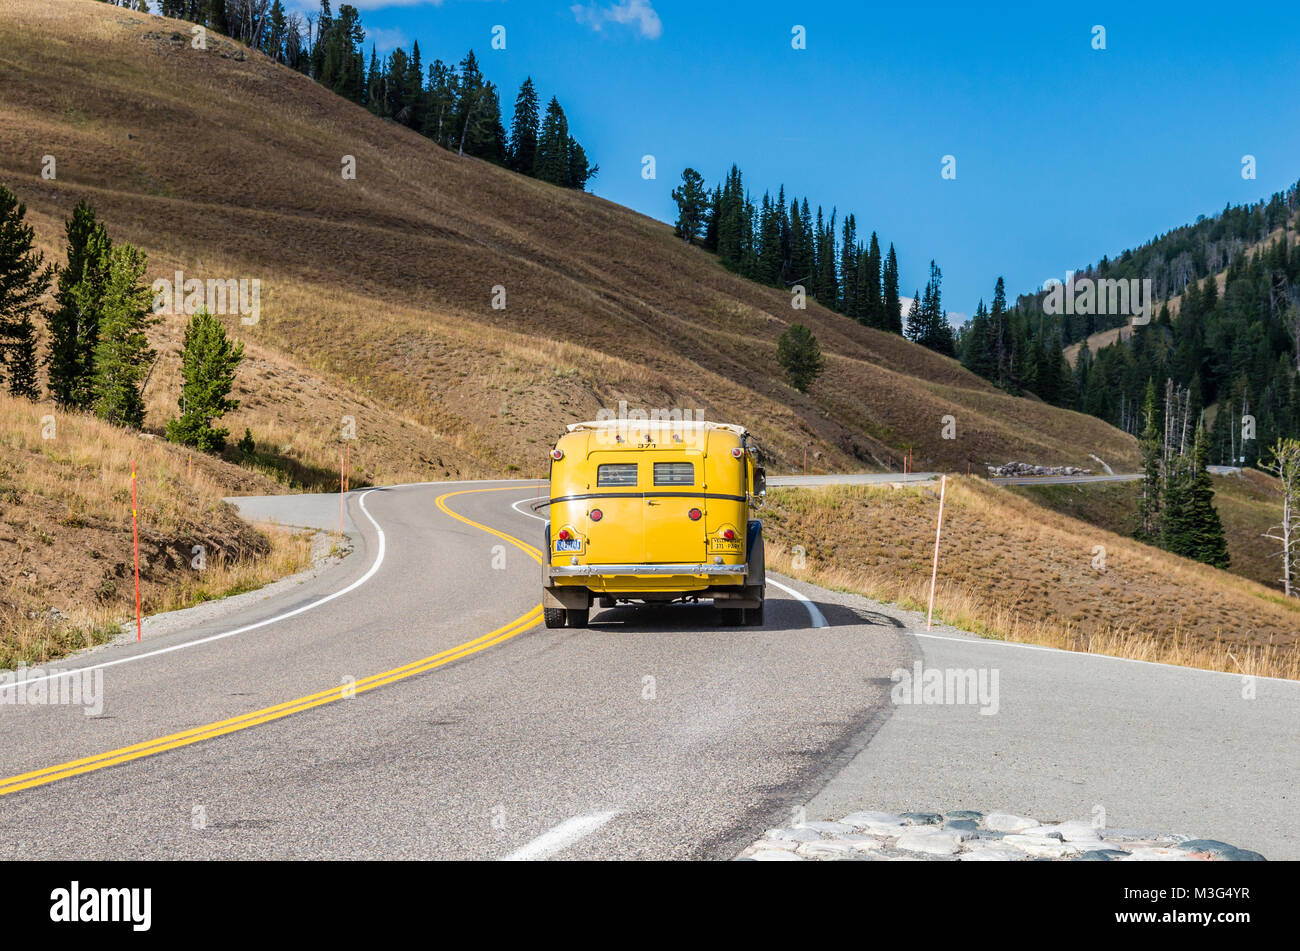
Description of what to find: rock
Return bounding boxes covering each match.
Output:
[842,834,885,852]
[896,830,963,855]
[840,811,906,829]
[1175,839,1238,858]
[1076,849,1132,861]
[1055,820,1104,843]
[1101,828,1159,842]
[986,812,1038,833]
[1003,835,1082,858]
[796,840,857,859]
[945,819,980,834]
[749,849,806,861]
[767,826,822,843]
[753,837,799,851]
[1118,847,1199,861]
[1226,849,1266,862]
[900,812,944,825]
[946,810,983,821]
[956,846,1026,862]
[799,820,854,835]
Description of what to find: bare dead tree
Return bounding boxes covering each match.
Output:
[1261,438,1300,597]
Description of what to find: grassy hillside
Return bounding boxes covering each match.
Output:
[1010,471,1287,593]
[0,392,311,667]
[764,479,1300,678]
[0,0,1139,486]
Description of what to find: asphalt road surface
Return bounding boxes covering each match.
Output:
[0,480,1295,859]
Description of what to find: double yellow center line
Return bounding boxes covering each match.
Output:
[0,486,543,798]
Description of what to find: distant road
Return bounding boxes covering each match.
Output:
[770,473,940,487]
[772,472,1142,488]
[989,473,1141,486]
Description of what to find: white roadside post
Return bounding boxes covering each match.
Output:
[926,475,947,631]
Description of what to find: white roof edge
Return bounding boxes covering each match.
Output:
[565,420,747,436]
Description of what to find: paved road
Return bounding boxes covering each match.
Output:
[0,480,1294,859]
[989,473,1141,486]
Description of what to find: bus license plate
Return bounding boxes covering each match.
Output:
[556,538,581,552]
[709,538,742,553]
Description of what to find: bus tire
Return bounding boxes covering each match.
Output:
[544,607,567,629]
[566,608,589,628]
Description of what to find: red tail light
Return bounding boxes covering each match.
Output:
[688,508,702,521]
[557,529,572,540]
[589,508,603,521]
[731,447,744,458]
[551,449,564,461]
[722,528,736,540]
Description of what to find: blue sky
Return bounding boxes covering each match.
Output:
[296,1,1300,324]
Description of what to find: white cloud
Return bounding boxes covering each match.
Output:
[571,0,662,39]
[365,26,409,54]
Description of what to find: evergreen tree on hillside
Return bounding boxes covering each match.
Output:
[671,168,707,245]
[533,96,570,185]
[47,201,112,409]
[777,324,825,393]
[861,232,883,328]
[1162,421,1230,568]
[207,0,229,35]
[166,310,245,453]
[0,185,52,400]
[883,243,902,334]
[92,245,156,429]
[1135,379,1162,542]
[509,78,540,175]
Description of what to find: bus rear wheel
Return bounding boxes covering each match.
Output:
[566,608,589,629]
[544,607,566,629]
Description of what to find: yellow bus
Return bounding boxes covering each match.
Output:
[542,419,766,628]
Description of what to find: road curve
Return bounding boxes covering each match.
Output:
[0,479,1294,859]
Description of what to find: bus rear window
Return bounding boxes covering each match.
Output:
[596,463,638,486]
[653,462,694,486]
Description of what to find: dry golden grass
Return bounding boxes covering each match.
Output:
[763,481,1300,680]
[0,392,313,666]
[1,0,1139,486]
[1010,470,1287,593]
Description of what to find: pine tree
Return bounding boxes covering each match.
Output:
[1162,421,1229,567]
[166,310,245,452]
[509,78,540,174]
[862,231,883,328]
[883,243,902,334]
[777,324,825,392]
[533,96,570,185]
[1135,379,1162,542]
[92,244,156,429]
[0,185,52,399]
[671,168,707,244]
[46,200,112,409]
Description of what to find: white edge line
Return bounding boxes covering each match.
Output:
[511,495,549,522]
[0,489,388,694]
[768,578,828,629]
[501,810,619,861]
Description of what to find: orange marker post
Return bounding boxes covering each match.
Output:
[345,442,351,493]
[339,451,346,536]
[926,475,948,631]
[131,460,141,642]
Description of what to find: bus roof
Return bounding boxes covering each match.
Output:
[565,420,748,437]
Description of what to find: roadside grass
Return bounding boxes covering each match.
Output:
[0,393,314,668]
[762,480,1300,680]
[1010,470,1285,593]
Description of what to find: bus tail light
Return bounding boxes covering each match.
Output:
[550,449,564,461]
[589,508,603,521]
[688,508,702,521]
[722,528,736,540]
[557,529,572,540]
[731,447,744,458]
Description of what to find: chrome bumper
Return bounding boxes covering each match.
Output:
[548,563,747,577]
